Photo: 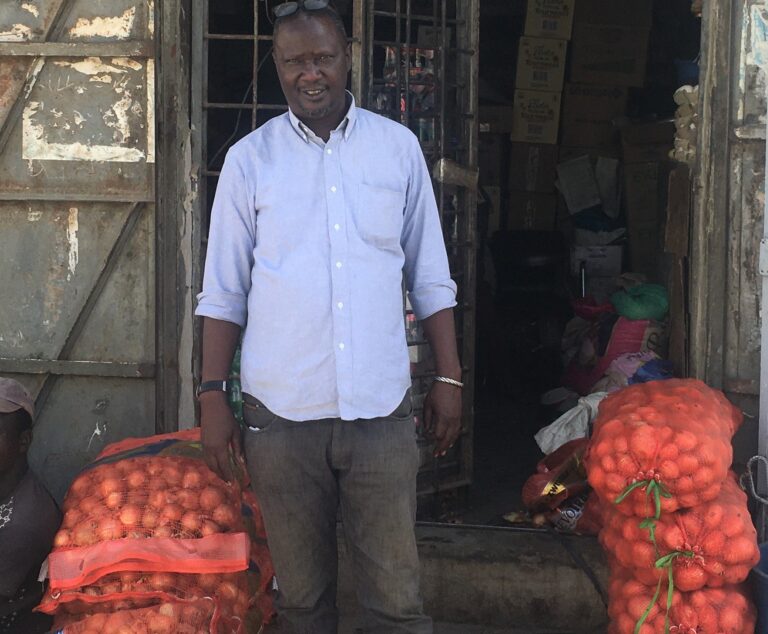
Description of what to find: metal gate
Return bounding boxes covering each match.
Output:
[0,0,160,502]
[192,0,479,501]
[354,0,478,497]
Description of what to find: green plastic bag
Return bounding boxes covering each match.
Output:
[611,284,669,321]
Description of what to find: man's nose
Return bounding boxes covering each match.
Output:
[300,61,322,80]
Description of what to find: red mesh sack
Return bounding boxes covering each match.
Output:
[607,567,756,634]
[39,429,275,629]
[600,475,759,591]
[585,380,741,518]
[56,598,233,634]
[522,439,589,511]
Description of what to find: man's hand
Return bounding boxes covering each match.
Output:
[200,393,243,482]
[423,381,462,457]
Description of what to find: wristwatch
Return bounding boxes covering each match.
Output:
[196,380,230,399]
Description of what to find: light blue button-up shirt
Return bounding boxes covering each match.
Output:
[195,95,457,421]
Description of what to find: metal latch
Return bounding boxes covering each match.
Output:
[760,238,768,276]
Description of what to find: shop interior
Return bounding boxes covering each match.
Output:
[200,0,703,528]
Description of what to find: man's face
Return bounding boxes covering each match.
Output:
[0,414,28,476]
[273,13,351,126]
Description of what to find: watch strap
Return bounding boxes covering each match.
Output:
[196,380,229,398]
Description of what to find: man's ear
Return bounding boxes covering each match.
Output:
[18,429,31,454]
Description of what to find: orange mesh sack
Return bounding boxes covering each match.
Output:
[607,567,756,634]
[585,379,741,518]
[39,429,274,631]
[600,475,759,592]
[56,598,231,634]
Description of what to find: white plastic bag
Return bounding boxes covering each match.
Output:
[534,392,607,454]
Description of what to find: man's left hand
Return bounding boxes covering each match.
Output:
[422,381,462,457]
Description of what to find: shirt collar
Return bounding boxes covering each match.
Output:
[287,91,358,144]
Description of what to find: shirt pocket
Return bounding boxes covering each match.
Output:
[355,183,405,248]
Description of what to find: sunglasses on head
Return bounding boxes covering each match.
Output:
[272,0,332,19]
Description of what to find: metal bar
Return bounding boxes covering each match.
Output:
[351,0,366,101]
[395,0,402,125]
[404,0,411,131]
[0,41,155,57]
[201,0,211,239]
[0,359,155,378]
[372,40,473,54]
[367,0,375,107]
[372,10,465,24]
[34,203,145,415]
[0,192,154,202]
[204,33,273,41]
[252,0,259,130]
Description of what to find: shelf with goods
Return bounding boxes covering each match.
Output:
[358,0,478,504]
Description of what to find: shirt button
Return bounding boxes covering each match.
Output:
[338,342,345,350]
[326,149,333,155]
[337,302,344,309]
[336,261,342,269]
[334,223,340,231]
[330,186,337,193]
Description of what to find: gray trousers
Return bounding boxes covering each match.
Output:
[243,394,432,634]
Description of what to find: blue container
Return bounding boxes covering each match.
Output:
[753,543,768,633]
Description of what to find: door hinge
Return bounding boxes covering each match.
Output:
[760,238,768,276]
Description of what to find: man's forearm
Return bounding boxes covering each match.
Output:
[420,308,462,380]
[201,317,242,381]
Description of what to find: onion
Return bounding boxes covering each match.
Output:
[181,511,202,534]
[199,486,225,512]
[126,469,146,489]
[182,469,204,489]
[104,490,125,510]
[53,529,71,548]
[97,517,124,541]
[212,503,238,528]
[119,504,142,527]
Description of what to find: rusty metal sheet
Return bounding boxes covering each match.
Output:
[0,202,131,358]
[0,0,154,43]
[735,2,768,132]
[0,54,154,196]
[0,57,32,130]
[27,375,155,502]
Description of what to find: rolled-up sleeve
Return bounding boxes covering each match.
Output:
[401,135,457,320]
[195,148,256,327]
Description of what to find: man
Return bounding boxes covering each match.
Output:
[0,378,60,634]
[196,2,462,632]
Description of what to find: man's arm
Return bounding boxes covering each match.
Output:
[421,308,463,457]
[200,317,243,481]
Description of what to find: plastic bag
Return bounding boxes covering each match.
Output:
[600,475,759,591]
[534,392,607,455]
[585,379,742,518]
[522,439,589,511]
[534,490,603,535]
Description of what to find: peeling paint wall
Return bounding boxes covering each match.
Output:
[0,0,160,500]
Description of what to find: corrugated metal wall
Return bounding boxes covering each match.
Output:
[0,0,158,501]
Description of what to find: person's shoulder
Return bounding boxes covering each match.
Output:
[227,112,291,158]
[354,108,421,153]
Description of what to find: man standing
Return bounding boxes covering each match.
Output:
[0,378,60,634]
[196,2,462,632]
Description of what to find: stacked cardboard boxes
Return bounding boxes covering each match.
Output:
[503,0,573,231]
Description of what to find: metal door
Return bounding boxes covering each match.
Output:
[354,0,479,498]
[0,0,159,502]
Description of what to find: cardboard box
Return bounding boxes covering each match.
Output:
[479,133,508,185]
[516,36,567,92]
[570,245,623,277]
[570,23,650,87]
[479,106,515,134]
[508,143,559,193]
[507,191,558,231]
[574,0,653,28]
[525,0,576,40]
[510,89,562,145]
[560,83,628,147]
[621,121,675,164]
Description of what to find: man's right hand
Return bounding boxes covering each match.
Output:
[200,393,243,482]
